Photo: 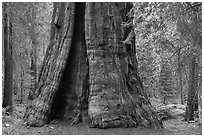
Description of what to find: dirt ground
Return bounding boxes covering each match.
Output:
[2,116,202,135]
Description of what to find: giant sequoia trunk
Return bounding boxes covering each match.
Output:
[24,3,76,126]
[24,2,163,129]
[85,3,162,128]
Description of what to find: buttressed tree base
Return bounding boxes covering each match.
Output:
[23,2,163,129]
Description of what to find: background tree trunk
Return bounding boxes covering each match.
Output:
[185,11,200,122]
[3,2,14,113]
[27,4,38,100]
[177,45,184,105]
[185,55,198,121]
[23,2,75,126]
[85,2,163,129]
[20,64,24,104]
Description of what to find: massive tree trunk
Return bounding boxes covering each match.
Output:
[24,2,75,126]
[24,2,163,129]
[85,3,162,128]
[3,2,14,113]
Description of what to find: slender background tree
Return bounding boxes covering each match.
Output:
[3,2,14,113]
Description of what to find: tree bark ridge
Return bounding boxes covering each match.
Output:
[23,3,75,126]
[85,2,163,129]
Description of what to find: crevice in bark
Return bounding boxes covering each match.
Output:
[50,3,87,122]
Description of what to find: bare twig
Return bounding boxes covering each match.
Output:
[164,45,189,63]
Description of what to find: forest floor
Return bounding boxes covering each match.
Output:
[2,115,202,135]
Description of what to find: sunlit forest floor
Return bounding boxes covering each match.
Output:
[2,104,202,135]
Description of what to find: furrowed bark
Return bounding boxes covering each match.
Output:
[85,2,163,129]
[24,2,163,129]
[23,3,75,126]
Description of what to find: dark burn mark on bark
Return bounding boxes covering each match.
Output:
[51,3,86,120]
